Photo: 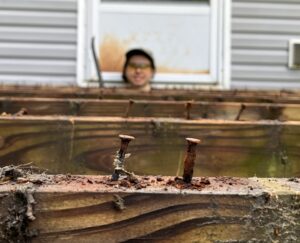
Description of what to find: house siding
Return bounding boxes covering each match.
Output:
[0,0,78,85]
[2,0,300,89]
[231,0,300,90]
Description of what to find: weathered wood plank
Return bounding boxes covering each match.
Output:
[1,97,300,121]
[0,116,299,177]
[0,175,299,242]
[0,85,300,103]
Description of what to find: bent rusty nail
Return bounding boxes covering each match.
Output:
[124,99,134,118]
[112,134,135,181]
[185,101,192,120]
[235,104,246,121]
[182,137,201,183]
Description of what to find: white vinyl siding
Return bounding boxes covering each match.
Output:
[231,0,300,90]
[0,0,78,85]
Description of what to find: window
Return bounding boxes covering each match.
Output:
[80,0,230,88]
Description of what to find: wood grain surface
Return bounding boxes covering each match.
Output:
[0,116,298,177]
[0,176,299,242]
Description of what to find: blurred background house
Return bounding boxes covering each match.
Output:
[231,0,300,90]
[0,0,299,90]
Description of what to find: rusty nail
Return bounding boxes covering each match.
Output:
[118,134,135,160]
[235,104,246,121]
[112,134,135,181]
[185,101,192,120]
[124,99,134,118]
[182,137,201,183]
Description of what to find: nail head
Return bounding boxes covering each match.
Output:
[186,138,201,144]
[119,134,135,141]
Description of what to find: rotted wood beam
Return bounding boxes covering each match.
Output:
[0,174,299,242]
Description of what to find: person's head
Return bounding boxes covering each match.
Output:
[122,49,155,90]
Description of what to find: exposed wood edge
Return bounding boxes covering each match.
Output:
[0,175,299,196]
[1,115,300,125]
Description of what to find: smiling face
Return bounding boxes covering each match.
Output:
[124,55,154,88]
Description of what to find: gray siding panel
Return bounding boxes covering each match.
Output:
[233,65,300,81]
[232,50,287,65]
[0,10,77,27]
[0,59,76,75]
[233,18,300,35]
[0,43,76,59]
[231,0,300,90]
[233,2,300,19]
[0,0,77,85]
[0,0,77,11]
[0,27,76,44]
[232,34,297,50]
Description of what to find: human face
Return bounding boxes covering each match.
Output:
[124,55,154,88]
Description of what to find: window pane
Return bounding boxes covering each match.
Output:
[98,7,211,74]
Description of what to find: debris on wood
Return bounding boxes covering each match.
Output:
[0,164,49,185]
[0,188,38,243]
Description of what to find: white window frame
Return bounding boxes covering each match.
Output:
[77,0,231,89]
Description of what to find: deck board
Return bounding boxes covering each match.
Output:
[1,97,300,121]
[0,175,299,242]
[0,116,298,177]
[0,85,300,103]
